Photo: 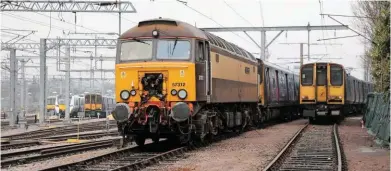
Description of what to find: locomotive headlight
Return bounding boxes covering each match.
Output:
[120,90,130,100]
[177,89,187,100]
[301,96,308,100]
[130,90,136,96]
[152,30,159,38]
[171,89,177,96]
[338,96,342,99]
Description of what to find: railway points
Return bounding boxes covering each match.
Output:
[1,1,388,171]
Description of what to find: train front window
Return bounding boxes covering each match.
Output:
[156,40,190,60]
[120,40,153,61]
[91,95,96,103]
[301,65,313,86]
[316,65,327,86]
[85,95,90,104]
[331,65,343,86]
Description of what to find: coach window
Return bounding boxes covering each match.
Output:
[331,65,343,86]
[301,64,313,86]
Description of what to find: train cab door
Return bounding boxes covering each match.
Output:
[316,63,327,102]
[195,40,211,102]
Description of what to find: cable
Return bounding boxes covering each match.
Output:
[3,13,75,32]
[316,0,329,62]
[259,0,265,27]
[177,0,257,48]
[46,12,52,38]
[223,1,253,26]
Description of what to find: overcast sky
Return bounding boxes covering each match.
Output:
[1,0,368,80]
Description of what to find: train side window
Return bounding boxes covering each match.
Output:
[197,41,205,62]
[272,77,276,88]
[215,54,219,63]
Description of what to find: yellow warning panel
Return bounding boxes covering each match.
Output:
[66,139,88,143]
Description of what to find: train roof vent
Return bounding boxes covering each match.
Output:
[138,19,178,27]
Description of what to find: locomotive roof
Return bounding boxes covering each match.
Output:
[120,18,256,62]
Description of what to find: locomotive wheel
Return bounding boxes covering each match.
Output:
[134,136,146,146]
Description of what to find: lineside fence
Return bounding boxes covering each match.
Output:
[363,92,390,146]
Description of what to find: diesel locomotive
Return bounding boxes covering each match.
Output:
[300,62,373,123]
[113,18,300,146]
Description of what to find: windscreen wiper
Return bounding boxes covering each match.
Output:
[171,38,178,55]
[131,38,150,45]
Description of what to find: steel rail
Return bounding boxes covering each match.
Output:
[1,139,117,167]
[262,123,309,171]
[334,124,342,171]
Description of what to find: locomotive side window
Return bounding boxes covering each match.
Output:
[301,64,313,86]
[157,40,190,60]
[316,65,327,86]
[215,54,219,63]
[331,65,343,86]
[120,40,153,61]
[196,41,205,62]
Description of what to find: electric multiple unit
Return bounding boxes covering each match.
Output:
[299,62,373,123]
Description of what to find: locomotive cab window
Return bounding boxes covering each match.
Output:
[331,65,343,86]
[120,40,153,61]
[301,64,313,86]
[157,39,190,60]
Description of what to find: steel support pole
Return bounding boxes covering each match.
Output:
[300,43,304,67]
[101,57,104,96]
[307,27,311,60]
[39,39,46,124]
[260,31,266,61]
[9,49,17,127]
[20,59,26,127]
[65,46,70,122]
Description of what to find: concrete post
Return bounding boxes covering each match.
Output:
[20,59,26,128]
[300,43,304,67]
[9,49,17,127]
[39,39,47,124]
[260,31,266,61]
[65,46,71,122]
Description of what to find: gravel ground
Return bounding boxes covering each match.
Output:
[339,116,390,171]
[144,119,307,171]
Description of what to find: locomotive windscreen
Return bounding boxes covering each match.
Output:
[120,40,153,61]
[331,65,343,86]
[301,64,313,86]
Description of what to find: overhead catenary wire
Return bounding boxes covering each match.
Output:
[176,0,258,48]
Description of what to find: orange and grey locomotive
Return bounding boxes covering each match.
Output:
[113,18,300,146]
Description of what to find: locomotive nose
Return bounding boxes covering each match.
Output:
[113,103,131,122]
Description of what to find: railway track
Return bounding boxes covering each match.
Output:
[39,129,244,171]
[1,120,117,140]
[1,140,42,150]
[1,139,118,168]
[263,123,343,171]
[42,130,119,141]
